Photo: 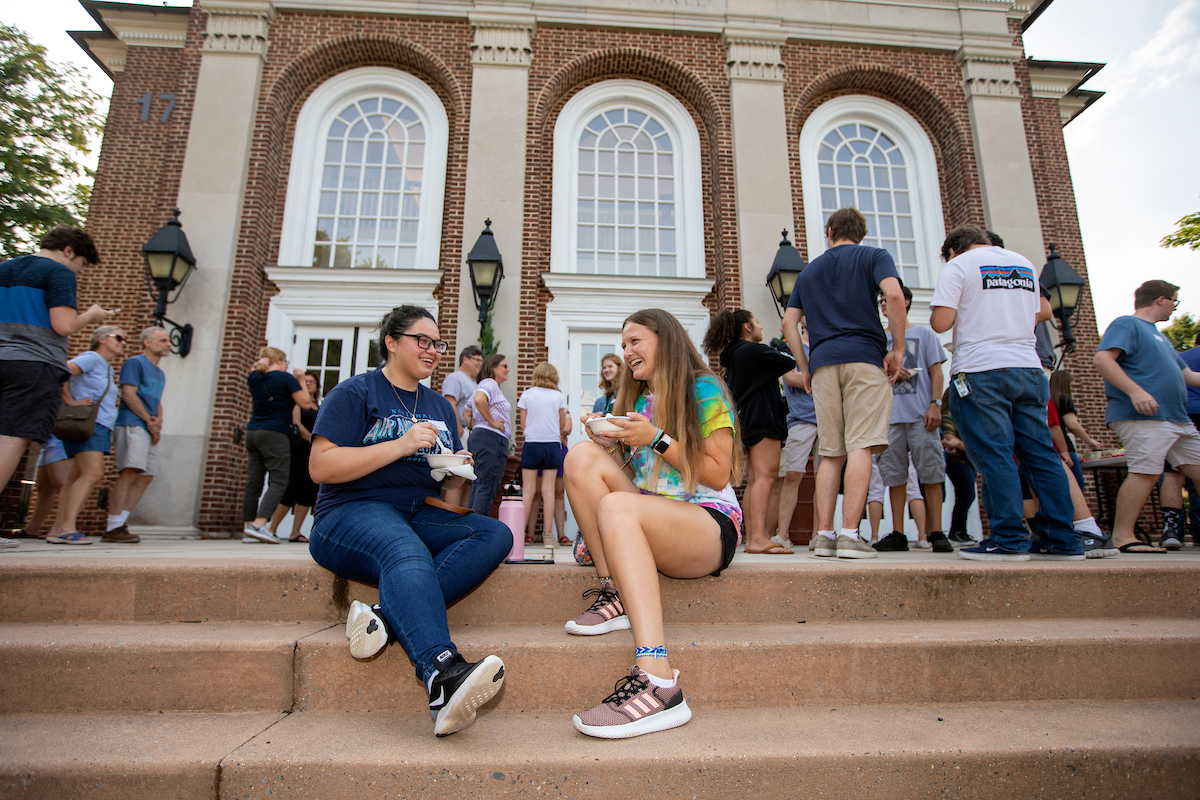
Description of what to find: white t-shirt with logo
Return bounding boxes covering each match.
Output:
[516,385,567,443]
[931,245,1042,374]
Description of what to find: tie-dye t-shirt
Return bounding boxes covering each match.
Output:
[628,374,743,541]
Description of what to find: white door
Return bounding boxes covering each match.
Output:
[559,333,623,538]
[292,326,381,398]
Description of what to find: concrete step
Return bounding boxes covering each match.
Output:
[7,618,1198,714]
[3,558,1198,625]
[0,622,330,713]
[3,701,1197,799]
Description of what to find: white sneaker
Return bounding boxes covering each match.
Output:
[346,600,390,658]
[0,537,19,549]
[242,524,280,544]
[914,540,932,550]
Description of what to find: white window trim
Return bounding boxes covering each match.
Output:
[551,80,705,278]
[799,95,945,288]
[278,66,449,270]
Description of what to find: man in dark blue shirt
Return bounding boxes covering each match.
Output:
[782,207,906,559]
[0,226,112,496]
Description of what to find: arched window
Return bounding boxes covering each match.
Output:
[279,67,448,270]
[552,81,704,278]
[800,96,944,288]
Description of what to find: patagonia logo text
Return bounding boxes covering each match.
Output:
[980,265,1036,292]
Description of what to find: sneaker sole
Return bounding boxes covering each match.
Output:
[1085,548,1119,558]
[1029,553,1086,561]
[573,697,692,739]
[433,655,505,737]
[565,614,631,636]
[242,529,279,544]
[101,537,141,544]
[958,551,1031,562]
[836,547,878,559]
[347,603,389,659]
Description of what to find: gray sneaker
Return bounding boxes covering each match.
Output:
[835,534,878,559]
[811,534,837,557]
[1082,531,1119,558]
[1159,533,1183,551]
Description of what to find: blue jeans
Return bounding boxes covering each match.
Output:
[469,428,508,517]
[309,499,511,683]
[949,368,1080,554]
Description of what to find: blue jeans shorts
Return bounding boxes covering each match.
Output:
[64,424,112,457]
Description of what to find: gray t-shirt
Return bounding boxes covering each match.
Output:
[885,325,947,425]
[441,369,477,429]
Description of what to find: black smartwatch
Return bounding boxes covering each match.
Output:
[652,431,672,454]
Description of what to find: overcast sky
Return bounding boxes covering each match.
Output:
[6,0,1198,334]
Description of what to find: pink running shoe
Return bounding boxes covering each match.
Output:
[564,585,630,635]
[573,665,691,739]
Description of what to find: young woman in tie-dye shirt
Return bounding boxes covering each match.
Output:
[563,308,744,740]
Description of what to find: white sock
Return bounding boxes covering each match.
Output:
[840,528,861,540]
[106,512,129,532]
[645,671,677,688]
[1073,516,1102,536]
[817,530,836,540]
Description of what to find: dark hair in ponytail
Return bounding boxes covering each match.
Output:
[378,305,436,367]
[702,309,755,360]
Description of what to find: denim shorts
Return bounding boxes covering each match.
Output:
[64,424,112,457]
[37,435,68,466]
[520,441,562,471]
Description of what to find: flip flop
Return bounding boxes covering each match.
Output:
[1116,542,1167,554]
[46,531,94,545]
[289,535,309,543]
[745,543,794,555]
[770,535,796,551]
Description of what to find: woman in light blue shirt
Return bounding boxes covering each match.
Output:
[49,325,125,545]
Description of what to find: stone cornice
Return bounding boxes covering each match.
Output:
[1027,60,1106,125]
[199,0,276,57]
[956,45,1022,99]
[723,27,787,82]
[70,1,191,77]
[470,10,536,67]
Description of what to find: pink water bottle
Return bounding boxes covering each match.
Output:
[498,483,525,562]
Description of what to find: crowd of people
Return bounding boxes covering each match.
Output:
[4,213,1200,742]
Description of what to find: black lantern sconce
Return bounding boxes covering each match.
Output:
[1039,243,1086,368]
[466,219,504,327]
[765,229,806,318]
[141,209,196,357]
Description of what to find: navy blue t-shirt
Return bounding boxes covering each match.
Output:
[312,369,463,514]
[787,244,899,372]
[246,370,302,434]
[0,254,78,368]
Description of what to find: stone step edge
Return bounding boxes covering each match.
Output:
[2,702,1198,800]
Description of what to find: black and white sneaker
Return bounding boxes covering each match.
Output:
[1081,531,1119,559]
[928,531,955,553]
[872,531,908,551]
[346,600,390,659]
[947,530,975,546]
[427,650,505,737]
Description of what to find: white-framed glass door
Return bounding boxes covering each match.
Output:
[292,325,381,398]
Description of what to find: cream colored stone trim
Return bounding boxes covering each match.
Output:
[87,38,128,73]
[470,20,534,66]
[723,28,787,82]
[956,46,1021,99]
[200,0,275,56]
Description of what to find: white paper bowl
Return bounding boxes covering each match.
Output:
[426,453,469,469]
[585,416,630,436]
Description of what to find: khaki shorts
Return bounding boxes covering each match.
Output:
[1109,419,1200,474]
[113,425,159,476]
[782,423,820,475]
[811,362,892,458]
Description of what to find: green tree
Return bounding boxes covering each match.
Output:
[1163,312,1200,353]
[0,24,104,259]
[478,307,501,356]
[1161,210,1200,251]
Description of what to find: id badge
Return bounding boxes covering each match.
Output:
[953,372,970,397]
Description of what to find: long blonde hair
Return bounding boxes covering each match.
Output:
[255,346,286,373]
[531,361,560,390]
[614,308,744,491]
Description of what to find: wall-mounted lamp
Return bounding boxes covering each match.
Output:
[141,209,196,357]
[466,218,504,327]
[1039,243,1086,368]
[765,229,806,318]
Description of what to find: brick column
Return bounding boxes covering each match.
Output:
[957,46,1045,263]
[459,12,533,405]
[137,0,274,531]
[724,27,794,325]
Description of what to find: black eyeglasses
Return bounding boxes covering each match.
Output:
[1165,297,1181,309]
[111,335,126,343]
[398,333,448,354]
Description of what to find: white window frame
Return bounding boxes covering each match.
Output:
[799,95,945,288]
[551,80,705,278]
[279,66,449,270]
